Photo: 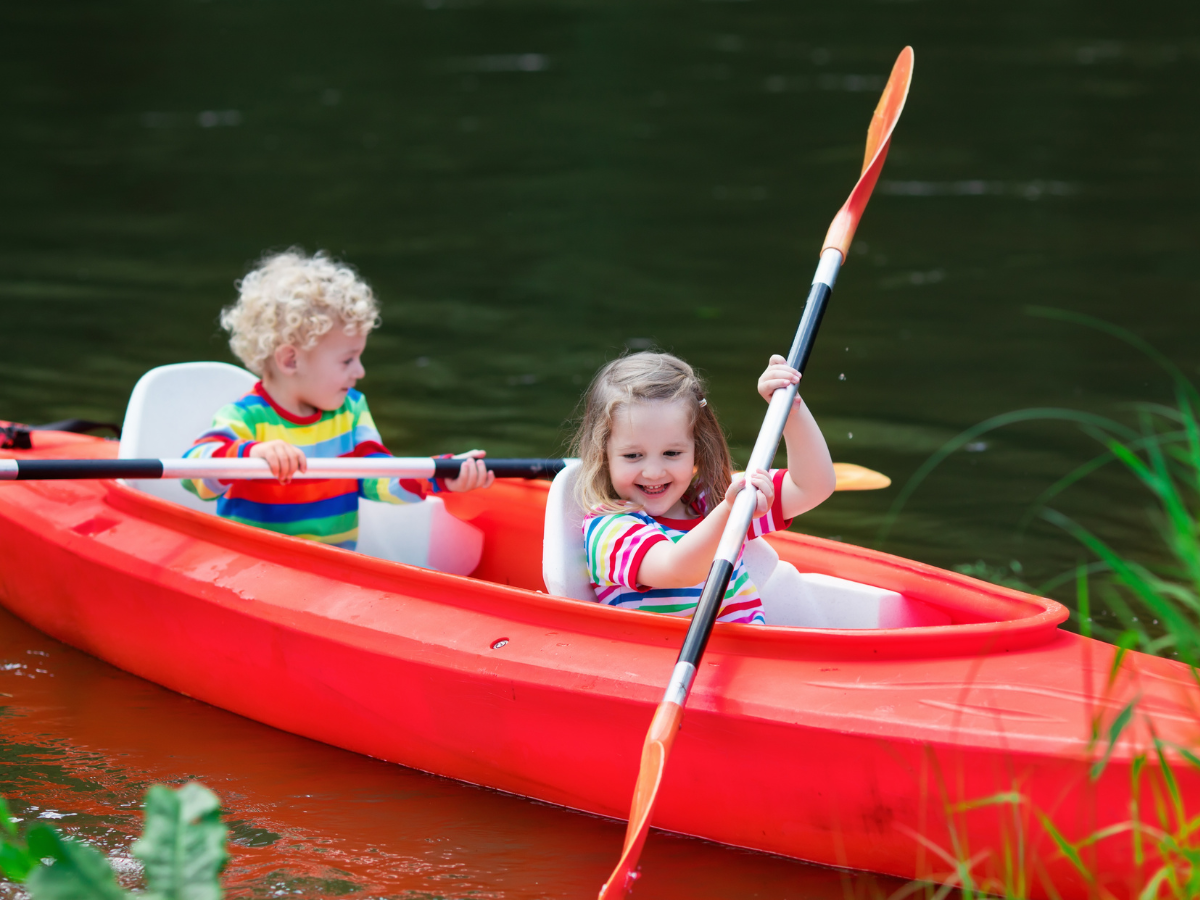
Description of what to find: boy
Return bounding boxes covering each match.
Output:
[183,249,492,549]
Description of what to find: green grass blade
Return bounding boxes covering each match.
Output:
[1043,510,1196,653]
[1091,698,1137,782]
[1077,565,1091,638]
[1138,867,1170,900]
[1035,812,1094,882]
[878,407,1138,548]
[1026,306,1200,406]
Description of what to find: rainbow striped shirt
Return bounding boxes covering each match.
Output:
[183,383,440,550]
[582,469,791,625]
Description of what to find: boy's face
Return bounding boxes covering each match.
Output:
[286,327,368,412]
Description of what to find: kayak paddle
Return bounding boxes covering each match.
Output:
[596,46,913,900]
[0,456,890,489]
[0,457,570,481]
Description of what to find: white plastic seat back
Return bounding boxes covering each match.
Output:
[542,461,597,602]
[119,362,258,514]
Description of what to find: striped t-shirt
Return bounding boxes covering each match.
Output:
[183,383,440,550]
[582,469,792,625]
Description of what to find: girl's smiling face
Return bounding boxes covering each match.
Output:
[606,399,697,518]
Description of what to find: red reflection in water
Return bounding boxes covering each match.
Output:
[0,606,903,899]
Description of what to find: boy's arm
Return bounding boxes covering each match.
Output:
[182,405,258,500]
[351,399,443,504]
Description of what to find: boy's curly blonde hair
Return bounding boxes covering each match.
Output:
[571,352,733,514]
[221,249,381,375]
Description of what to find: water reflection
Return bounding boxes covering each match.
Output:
[0,606,907,899]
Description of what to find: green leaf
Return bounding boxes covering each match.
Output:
[26,825,66,862]
[0,795,37,882]
[131,783,227,900]
[0,797,16,838]
[24,827,126,900]
[0,840,38,882]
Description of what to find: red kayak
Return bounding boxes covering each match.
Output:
[1,426,1197,899]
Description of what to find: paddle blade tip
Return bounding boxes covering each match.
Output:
[597,702,684,899]
[597,860,641,900]
[821,45,914,260]
[833,463,891,491]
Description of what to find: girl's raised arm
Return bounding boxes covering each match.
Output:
[758,354,836,518]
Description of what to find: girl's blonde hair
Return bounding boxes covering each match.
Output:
[571,352,732,514]
[220,249,381,375]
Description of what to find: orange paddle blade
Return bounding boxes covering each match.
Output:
[822,46,914,260]
[833,462,891,491]
[597,701,684,900]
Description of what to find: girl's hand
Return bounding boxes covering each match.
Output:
[758,354,803,408]
[445,450,496,493]
[724,467,774,517]
[249,440,307,484]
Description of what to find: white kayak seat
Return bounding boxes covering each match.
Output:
[741,538,950,627]
[542,460,596,602]
[541,459,950,627]
[118,362,483,575]
[119,362,258,514]
[357,496,483,576]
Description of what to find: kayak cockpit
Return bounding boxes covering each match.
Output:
[435,478,1067,658]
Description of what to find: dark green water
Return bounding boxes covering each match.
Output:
[3,0,1200,896]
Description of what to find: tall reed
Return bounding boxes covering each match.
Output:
[882,309,1200,897]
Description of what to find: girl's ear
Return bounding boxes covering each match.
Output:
[274,344,299,376]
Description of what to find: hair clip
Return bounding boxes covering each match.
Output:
[698,398,708,408]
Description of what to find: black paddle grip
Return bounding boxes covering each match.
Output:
[15,459,165,480]
[677,558,736,667]
[786,281,832,375]
[433,458,568,480]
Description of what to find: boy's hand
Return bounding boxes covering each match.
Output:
[445,450,496,493]
[724,467,773,517]
[758,354,803,408]
[249,440,307,484]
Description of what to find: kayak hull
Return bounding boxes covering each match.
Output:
[1,429,1198,899]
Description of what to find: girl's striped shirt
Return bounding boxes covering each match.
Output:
[183,383,441,550]
[582,468,792,625]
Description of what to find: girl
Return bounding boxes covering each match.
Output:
[574,352,835,625]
